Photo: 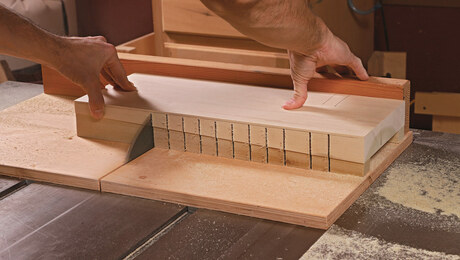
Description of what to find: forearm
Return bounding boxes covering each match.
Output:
[200,0,332,54]
[0,4,65,68]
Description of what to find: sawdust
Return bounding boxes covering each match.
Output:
[301,225,460,260]
[376,157,460,218]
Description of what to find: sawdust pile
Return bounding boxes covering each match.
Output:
[376,155,460,218]
[300,225,460,260]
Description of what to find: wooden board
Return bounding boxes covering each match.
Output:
[162,0,245,38]
[101,131,413,229]
[0,94,129,190]
[415,92,460,117]
[432,115,460,134]
[75,74,405,174]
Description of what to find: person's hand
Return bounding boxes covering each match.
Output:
[56,36,136,119]
[283,34,369,110]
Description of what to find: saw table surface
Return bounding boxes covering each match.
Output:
[0,82,459,259]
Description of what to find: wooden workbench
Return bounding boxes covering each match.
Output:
[0,82,458,259]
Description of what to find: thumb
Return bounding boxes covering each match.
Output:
[283,51,317,110]
[87,83,105,120]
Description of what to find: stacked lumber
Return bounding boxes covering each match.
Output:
[75,73,405,176]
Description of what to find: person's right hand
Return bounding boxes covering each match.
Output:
[283,34,369,110]
[56,36,136,119]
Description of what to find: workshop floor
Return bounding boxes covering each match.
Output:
[0,81,459,259]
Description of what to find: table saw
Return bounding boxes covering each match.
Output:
[0,79,459,259]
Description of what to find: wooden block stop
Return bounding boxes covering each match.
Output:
[185,133,200,153]
[251,144,267,163]
[312,156,328,172]
[76,114,141,144]
[217,139,233,159]
[268,148,284,166]
[234,142,250,161]
[169,130,185,151]
[286,151,309,169]
[201,136,217,156]
[153,127,169,149]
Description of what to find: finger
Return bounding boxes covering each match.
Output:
[284,51,316,110]
[105,49,137,92]
[348,56,369,80]
[86,82,105,120]
[101,68,120,89]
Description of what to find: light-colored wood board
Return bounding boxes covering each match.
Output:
[234,142,250,161]
[162,0,245,38]
[76,114,142,144]
[164,42,289,68]
[75,73,405,163]
[267,148,284,166]
[267,128,284,149]
[415,92,460,117]
[250,145,267,164]
[249,125,266,147]
[311,133,328,157]
[216,121,232,140]
[330,159,369,177]
[233,123,249,143]
[101,132,413,229]
[167,114,183,131]
[432,115,460,134]
[183,116,199,134]
[311,156,329,172]
[169,130,185,151]
[285,151,309,169]
[285,130,309,153]
[152,112,167,128]
[0,94,129,190]
[199,118,216,137]
[201,136,217,156]
[153,127,169,149]
[185,133,201,153]
[217,139,233,159]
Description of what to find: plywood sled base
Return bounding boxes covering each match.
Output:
[102,132,413,229]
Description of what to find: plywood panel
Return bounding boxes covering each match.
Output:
[101,132,413,229]
[0,94,129,190]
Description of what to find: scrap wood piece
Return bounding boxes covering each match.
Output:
[0,94,129,190]
[101,131,413,230]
